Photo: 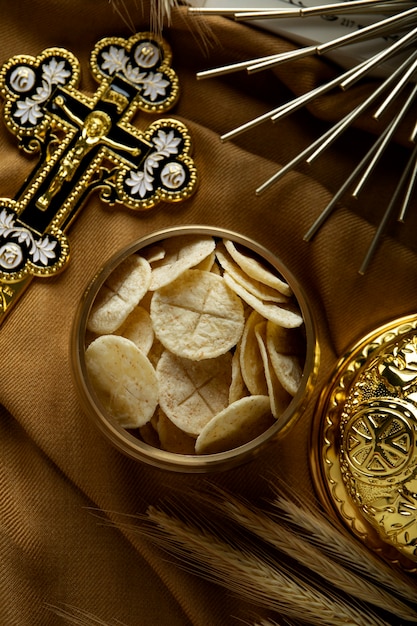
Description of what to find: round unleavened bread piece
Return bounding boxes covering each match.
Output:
[223,239,292,296]
[229,343,248,404]
[149,235,216,290]
[139,421,161,448]
[87,254,151,334]
[224,272,303,329]
[195,251,216,272]
[114,305,154,355]
[255,321,292,419]
[216,244,289,303]
[156,349,232,436]
[151,269,245,361]
[142,244,166,264]
[195,395,273,455]
[85,335,158,429]
[266,329,303,396]
[239,310,268,396]
[156,408,196,454]
[266,320,305,355]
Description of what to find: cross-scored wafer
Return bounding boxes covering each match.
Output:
[151,269,245,360]
[156,349,232,436]
[156,408,196,454]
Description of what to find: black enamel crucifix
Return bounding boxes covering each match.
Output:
[0,33,197,323]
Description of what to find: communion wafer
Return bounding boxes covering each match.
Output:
[142,244,166,264]
[85,335,158,429]
[255,321,292,419]
[195,395,273,455]
[224,272,303,329]
[195,250,216,272]
[151,269,245,361]
[229,344,248,404]
[149,234,216,290]
[156,408,196,454]
[266,319,305,355]
[156,349,232,436]
[239,310,268,396]
[114,305,154,355]
[270,351,302,397]
[266,339,302,397]
[87,255,151,334]
[223,239,292,296]
[84,233,308,457]
[139,421,161,448]
[216,244,289,303]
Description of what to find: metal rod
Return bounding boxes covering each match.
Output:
[196,53,284,80]
[410,119,417,143]
[352,84,417,197]
[398,144,417,222]
[341,23,417,89]
[238,8,417,75]
[304,54,411,164]
[350,121,398,198]
[188,7,261,16]
[257,59,417,197]
[218,53,370,139]
[255,115,357,195]
[270,59,370,125]
[317,6,417,55]
[197,7,417,83]
[235,1,415,20]
[255,54,414,193]
[303,123,394,241]
[359,141,417,274]
[247,46,317,74]
[256,25,416,130]
[373,51,417,119]
[220,106,288,142]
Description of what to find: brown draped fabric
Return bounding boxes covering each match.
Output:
[1,2,416,624]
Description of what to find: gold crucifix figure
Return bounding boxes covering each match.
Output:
[0,32,197,324]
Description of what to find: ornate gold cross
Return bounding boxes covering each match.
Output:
[0,33,197,323]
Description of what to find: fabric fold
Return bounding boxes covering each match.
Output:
[1,2,416,625]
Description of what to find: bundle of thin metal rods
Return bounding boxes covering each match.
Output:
[189,0,417,273]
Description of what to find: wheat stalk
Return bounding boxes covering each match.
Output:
[254,621,292,626]
[150,0,180,30]
[268,482,417,604]
[108,0,182,33]
[108,0,137,32]
[45,602,127,625]
[145,505,391,626]
[87,481,417,625]
[197,489,417,623]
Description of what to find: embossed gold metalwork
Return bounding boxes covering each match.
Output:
[311,315,417,571]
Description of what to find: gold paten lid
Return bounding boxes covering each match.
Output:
[311,315,417,572]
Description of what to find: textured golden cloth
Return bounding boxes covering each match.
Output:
[1,2,417,624]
